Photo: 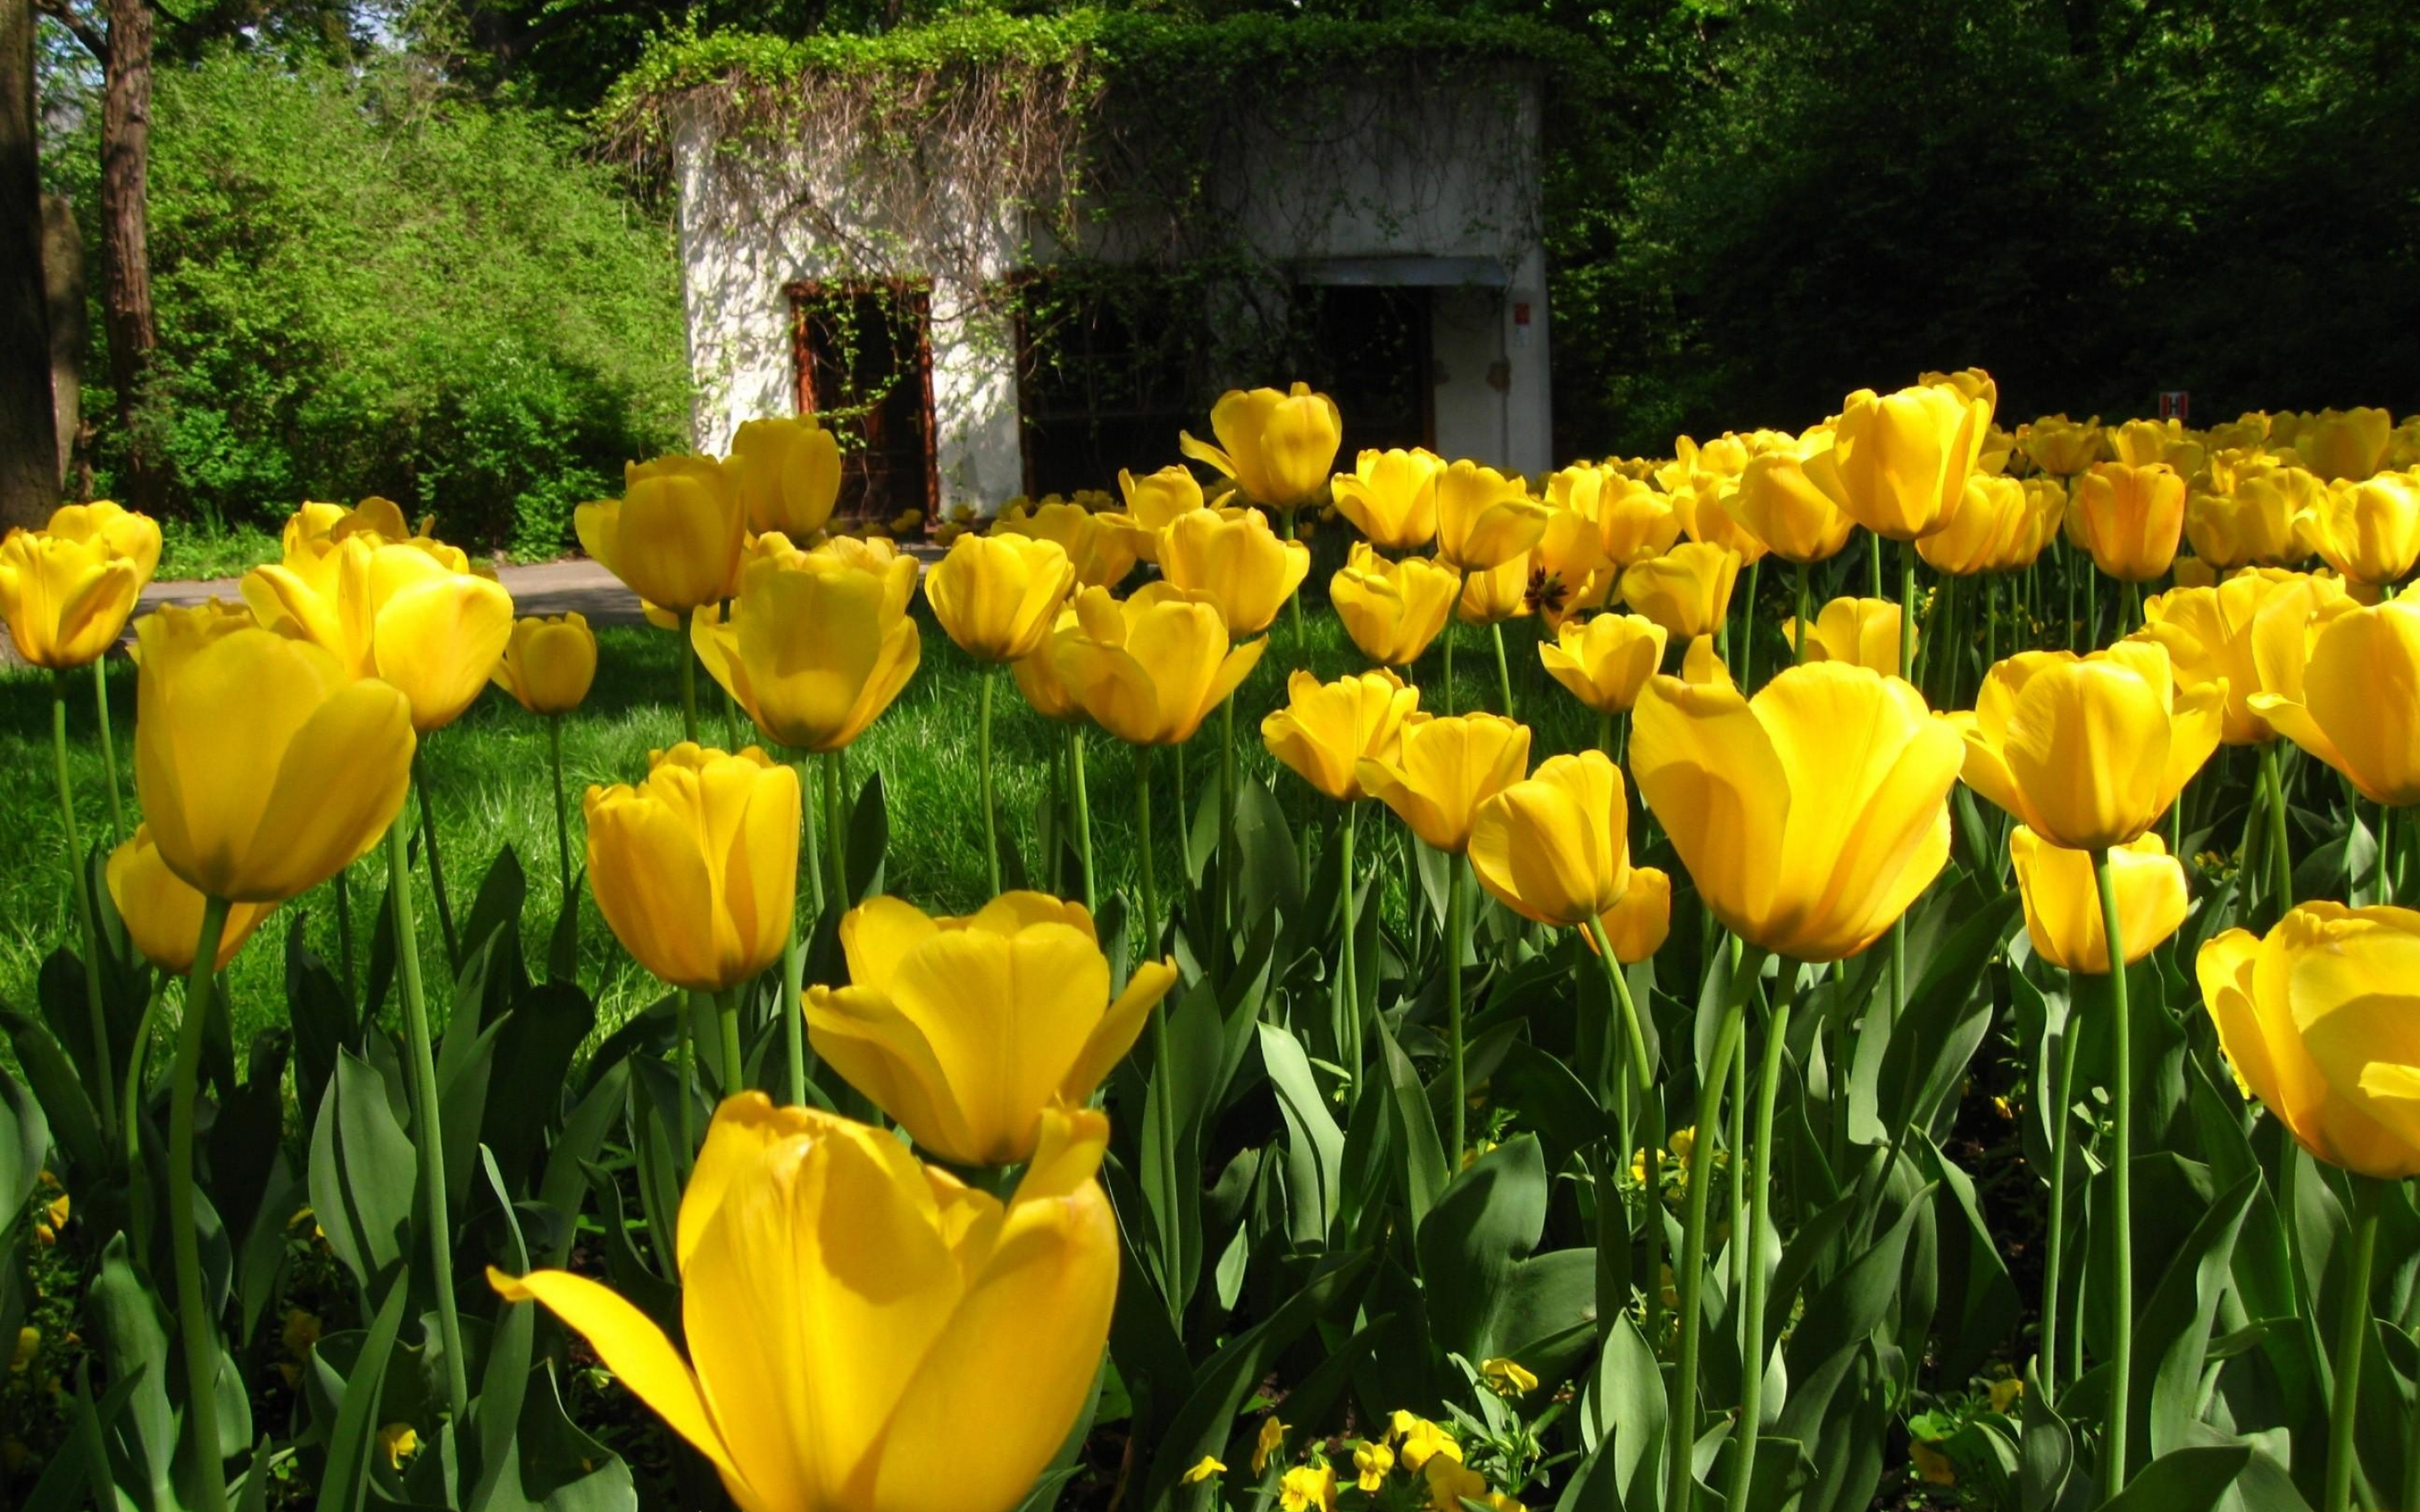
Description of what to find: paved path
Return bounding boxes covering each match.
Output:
[143,557,655,628]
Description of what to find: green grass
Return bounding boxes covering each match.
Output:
[0,599,1612,1047]
[154,522,285,582]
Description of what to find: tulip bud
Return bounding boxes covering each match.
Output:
[1786,596,1904,675]
[1330,543,1459,668]
[1723,442,1854,564]
[1181,383,1343,512]
[2291,407,2394,482]
[1810,383,1990,540]
[1456,554,1532,627]
[587,743,798,993]
[1434,461,1552,572]
[2136,570,2342,745]
[2299,474,2420,590]
[1260,668,1422,802]
[492,612,599,717]
[2020,416,2102,479]
[1355,712,1532,855]
[992,501,1144,591]
[2010,827,2186,974]
[1331,448,1444,551]
[2072,463,2187,582]
[1470,752,1634,927]
[1049,584,1265,747]
[46,500,161,587]
[1618,543,1739,640]
[729,416,842,539]
[2249,599,2420,805]
[1538,612,1667,715]
[1160,507,1311,637]
[694,536,921,752]
[0,528,143,669]
[576,455,744,612]
[1593,866,1672,963]
[925,533,1076,664]
[106,826,276,974]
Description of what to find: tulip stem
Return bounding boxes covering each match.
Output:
[676,1007,696,1154]
[717,987,747,1098]
[2091,848,2134,1494]
[1728,961,1796,1512]
[2262,745,2294,921]
[1794,559,1812,665]
[548,715,573,899]
[1869,530,1883,599]
[1445,851,1467,1168]
[1491,622,1515,717]
[2323,1179,2382,1512]
[92,656,126,844]
[169,895,233,1512]
[2039,987,2084,1404]
[1586,916,1664,1350]
[386,812,471,1425]
[1666,941,1764,1512]
[1739,558,1760,690]
[52,670,118,1142]
[795,757,824,919]
[781,905,807,1107]
[1068,726,1097,913]
[1134,744,1161,953]
[334,865,357,1006]
[822,751,847,909]
[1338,803,1361,1095]
[2375,802,2394,906]
[412,749,461,969]
[1282,510,1306,650]
[1220,693,1238,942]
[1442,617,1456,716]
[980,666,1002,895]
[676,609,699,743]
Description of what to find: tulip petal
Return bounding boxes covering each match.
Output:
[1631,675,1786,938]
[841,896,944,991]
[1063,958,1176,1106]
[236,677,416,903]
[804,984,981,1163]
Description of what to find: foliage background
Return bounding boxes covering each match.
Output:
[32,0,2420,554]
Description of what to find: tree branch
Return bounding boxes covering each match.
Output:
[31,0,106,65]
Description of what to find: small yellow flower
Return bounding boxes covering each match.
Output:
[281,1309,324,1359]
[1669,1126,1697,1167]
[1481,1357,1539,1398]
[1991,1095,2015,1121]
[1254,1415,1290,1474]
[1280,1462,1339,1512]
[1393,1415,1460,1471]
[1988,1375,2024,1414]
[12,1326,38,1373]
[1910,1439,1956,1486]
[376,1422,421,1469]
[1353,1440,1395,1492]
[1423,1453,1489,1511]
[1485,1494,1528,1512]
[1182,1456,1227,1484]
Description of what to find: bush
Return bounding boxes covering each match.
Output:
[45,48,690,557]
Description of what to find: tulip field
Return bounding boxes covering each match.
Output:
[5,380,2420,1512]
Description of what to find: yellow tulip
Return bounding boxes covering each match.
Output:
[924,533,1075,664]
[1539,612,1667,714]
[2021,415,2104,478]
[2185,469,2312,570]
[1954,641,2225,850]
[1632,659,1960,961]
[1592,866,1671,963]
[1180,383,1344,512]
[2198,904,2420,1179]
[1260,668,1422,802]
[1923,366,1998,414]
[2009,827,2186,974]
[992,501,1144,591]
[0,528,143,669]
[1810,383,1990,539]
[2297,474,2420,590]
[1331,448,1444,551]
[282,496,411,556]
[1331,543,1459,667]
[2291,407,2394,482]
[2249,599,2420,805]
[1919,475,2033,575]
[2135,570,2342,744]
[806,893,1176,1165]
[132,604,415,903]
[1469,752,1633,926]
[1785,596,1905,674]
[2107,417,2205,479]
[576,455,745,613]
[586,743,798,993]
[1618,543,1739,640]
[2071,463,2187,582]
[1011,608,1082,723]
[729,416,841,539]
[105,825,276,974]
[1723,444,1854,564]
[1588,472,1684,567]
[1160,507,1311,636]
[1354,713,1532,855]
[491,1095,1118,1512]
[1048,584,1265,746]
[1668,473,1768,568]
[1522,506,1612,627]
[242,533,516,732]
[693,538,921,753]
[47,500,160,585]
[2018,477,2070,563]
[1434,461,1552,572]
[491,612,599,717]
[1456,554,1532,627]
[1118,465,1205,533]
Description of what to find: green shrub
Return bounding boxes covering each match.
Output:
[45,47,690,555]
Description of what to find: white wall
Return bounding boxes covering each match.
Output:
[672,71,1552,507]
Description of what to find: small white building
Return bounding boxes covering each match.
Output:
[664,34,1552,519]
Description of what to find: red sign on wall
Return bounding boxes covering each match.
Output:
[2158,390,2190,421]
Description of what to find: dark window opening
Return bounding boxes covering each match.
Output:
[1011,275,1206,500]
[1279,284,1435,457]
[791,282,937,522]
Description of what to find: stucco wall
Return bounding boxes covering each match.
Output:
[673,72,1551,510]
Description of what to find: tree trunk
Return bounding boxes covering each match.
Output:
[45,192,84,492]
[101,0,164,512]
[0,0,59,532]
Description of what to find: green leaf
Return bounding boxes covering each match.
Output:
[1584,1313,1666,1511]
[0,1063,49,1221]
[2138,1171,2257,1466]
[86,1234,177,1511]
[1376,1014,1449,1231]
[315,1269,415,1512]
[309,1047,418,1299]
[846,769,888,902]
[1257,1022,1344,1244]
[0,1006,105,1178]
[2096,1444,2249,1512]
[1415,1136,1597,1378]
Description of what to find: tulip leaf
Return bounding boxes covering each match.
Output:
[310,1046,418,1299]
[1874,892,2020,1149]
[466,1149,534,1512]
[1778,1179,1935,1445]
[2018,1360,2075,1512]
[2096,1443,2249,1512]
[844,769,888,903]
[545,874,581,987]
[461,844,530,1000]
[314,1265,413,1512]
[1416,1136,1597,1375]
[287,911,357,1121]
[0,1063,48,1224]
[0,1006,105,1179]
[1257,1022,1344,1244]
[1923,1139,2023,1385]
[2136,1170,2256,1465]
[1376,1015,1449,1229]
[1581,1312,1666,1509]
[16,1359,139,1512]
[538,1062,628,1269]
[1141,1249,1371,1512]
[86,1232,178,1509]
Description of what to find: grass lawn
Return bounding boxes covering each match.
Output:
[0,596,1623,1047]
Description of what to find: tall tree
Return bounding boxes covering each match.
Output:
[2,0,59,530]
[39,0,165,510]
